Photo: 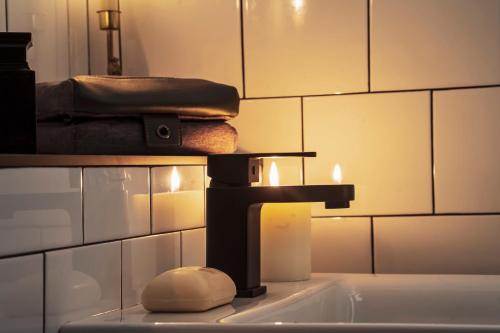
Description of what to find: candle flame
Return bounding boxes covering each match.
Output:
[170,166,180,192]
[292,0,304,13]
[332,164,342,184]
[269,161,280,187]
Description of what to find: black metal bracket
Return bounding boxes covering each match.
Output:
[208,152,316,186]
[143,115,181,148]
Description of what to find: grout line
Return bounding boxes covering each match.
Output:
[65,0,71,76]
[0,227,206,261]
[300,97,306,185]
[203,166,207,228]
[120,241,123,309]
[149,167,153,234]
[239,0,246,98]
[311,212,500,219]
[240,84,500,101]
[370,217,375,274]
[42,252,46,333]
[81,168,85,244]
[430,91,436,214]
[179,231,183,267]
[4,163,207,169]
[367,0,371,91]
[117,0,123,74]
[85,0,91,75]
[4,0,8,31]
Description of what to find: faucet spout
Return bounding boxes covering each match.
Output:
[206,184,354,297]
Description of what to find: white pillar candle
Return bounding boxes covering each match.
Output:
[260,161,311,282]
[152,166,204,231]
[260,202,311,282]
[153,191,204,231]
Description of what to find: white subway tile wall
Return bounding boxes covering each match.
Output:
[243,0,368,97]
[83,168,150,243]
[229,98,303,185]
[0,254,43,333]
[67,0,89,76]
[1,0,500,330]
[311,218,372,273]
[374,215,500,274]
[371,0,500,90]
[45,242,121,333]
[304,92,432,216]
[0,168,82,256]
[87,0,111,75]
[119,0,243,95]
[230,99,302,153]
[181,228,206,267]
[122,233,181,308]
[0,164,207,332]
[7,0,70,82]
[0,0,5,32]
[434,87,500,213]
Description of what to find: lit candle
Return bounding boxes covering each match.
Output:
[153,167,204,231]
[260,162,311,282]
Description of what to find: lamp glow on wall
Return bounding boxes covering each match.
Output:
[97,0,122,75]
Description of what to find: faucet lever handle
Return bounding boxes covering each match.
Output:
[208,152,316,186]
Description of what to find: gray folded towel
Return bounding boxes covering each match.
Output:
[37,119,237,155]
[37,76,240,121]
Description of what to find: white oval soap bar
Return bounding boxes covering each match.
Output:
[141,266,236,312]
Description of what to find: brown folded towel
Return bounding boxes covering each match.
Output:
[37,76,239,121]
[35,76,240,155]
[37,119,237,155]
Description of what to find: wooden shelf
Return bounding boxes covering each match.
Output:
[0,154,207,167]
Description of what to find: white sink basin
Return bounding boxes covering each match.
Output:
[62,273,500,333]
[224,274,500,326]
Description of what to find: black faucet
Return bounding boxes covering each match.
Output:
[206,152,355,297]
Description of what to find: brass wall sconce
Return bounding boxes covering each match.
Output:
[97,9,122,75]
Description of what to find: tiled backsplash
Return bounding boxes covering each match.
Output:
[0,166,206,333]
[1,0,499,331]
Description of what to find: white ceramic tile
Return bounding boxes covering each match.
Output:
[243,0,368,97]
[119,0,242,95]
[0,254,43,333]
[67,0,89,76]
[84,168,150,243]
[8,0,69,82]
[45,242,121,333]
[229,98,303,186]
[181,228,206,267]
[374,215,500,274]
[230,99,302,153]
[122,233,181,308]
[434,87,500,213]
[304,92,432,216]
[371,0,500,90]
[311,217,372,273]
[152,166,204,233]
[0,0,5,32]
[0,168,82,256]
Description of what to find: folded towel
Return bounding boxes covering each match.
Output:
[37,119,237,155]
[37,76,240,121]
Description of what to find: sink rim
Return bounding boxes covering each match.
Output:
[61,273,500,332]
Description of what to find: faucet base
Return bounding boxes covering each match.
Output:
[236,286,267,298]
